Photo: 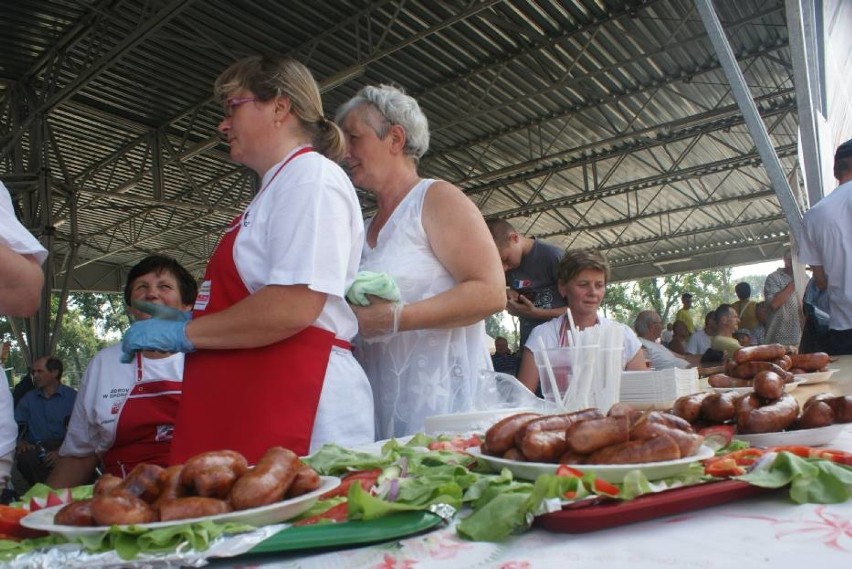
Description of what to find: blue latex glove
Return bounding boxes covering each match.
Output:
[120,318,195,363]
[132,299,192,321]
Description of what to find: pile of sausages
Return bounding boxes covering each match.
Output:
[707,344,831,389]
[482,405,705,465]
[674,349,851,434]
[53,447,321,527]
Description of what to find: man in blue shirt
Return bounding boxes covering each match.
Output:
[14,356,77,485]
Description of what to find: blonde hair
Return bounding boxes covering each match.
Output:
[214,55,346,162]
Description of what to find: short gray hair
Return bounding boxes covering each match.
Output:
[634,310,660,336]
[335,84,430,161]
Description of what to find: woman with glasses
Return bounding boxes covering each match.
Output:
[121,56,373,464]
[515,249,646,395]
[335,85,505,439]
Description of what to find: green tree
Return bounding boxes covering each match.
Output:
[1,292,128,389]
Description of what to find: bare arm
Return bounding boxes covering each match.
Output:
[397,180,506,331]
[506,296,566,321]
[625,348,648,371]
[45,455,99,489]
[811,265,827,291]
[0,245,43,316]
[186,284,326,349]
[516,347,539,393]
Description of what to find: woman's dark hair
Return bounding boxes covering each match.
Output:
[124,255,198,306]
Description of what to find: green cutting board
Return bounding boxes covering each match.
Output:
[246,511,443,555]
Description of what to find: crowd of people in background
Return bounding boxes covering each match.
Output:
[1,51,850,501]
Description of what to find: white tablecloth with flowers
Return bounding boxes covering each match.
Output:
[210,423,852,568]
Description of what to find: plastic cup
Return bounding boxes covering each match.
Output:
[534,347,575,409]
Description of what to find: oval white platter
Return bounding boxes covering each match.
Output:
[21,475,340,540]
[468,445,714,484]
[734,423,849,448]
[793,369,839,385]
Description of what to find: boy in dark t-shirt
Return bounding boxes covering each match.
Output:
[486,219,567,348]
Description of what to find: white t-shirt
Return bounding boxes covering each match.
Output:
[799,180,852,330]
[638,337,689,370]
[1,181,48,480]
[0,181,48,265]
[525,313,643,367]
[230,148,374,450]
[685,328,711,355]
[59,344,184,457]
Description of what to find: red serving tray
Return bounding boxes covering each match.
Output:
[534,479,776,533]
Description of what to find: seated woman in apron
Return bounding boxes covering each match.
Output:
[45,255,197,488]
[120,56,374,465]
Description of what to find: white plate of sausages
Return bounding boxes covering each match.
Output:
[469,445,715,484]
[20,476,340,540]
[708,377,807,395]
[793,369,839,385]
[733,423,849,448]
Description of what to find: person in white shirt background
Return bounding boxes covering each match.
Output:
[0,181,48,496]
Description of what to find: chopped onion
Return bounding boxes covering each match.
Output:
[387,478,400,502]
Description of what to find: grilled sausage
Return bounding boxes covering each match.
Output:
[93,474,123,496]
[514,409,603,448]
[736,393,799,434]
[91,490,157,526]
[733,344,786,364]
[827,396,852,423]
[229,447,300,510]
[789,352,831,372]
[158,497,232,522]
[120,463,167,503]
[520,429,569,463]
[181,450,249,494]
[285,465,322,498]
[730,361,788,380]
[708,374,752,388]
[700,391,742,423]
[672,392,712,424]
[752,370,785,401]
[587,433,682,465]
[798,401,834,430]
[54,499,94,526]
[153,465,188,511]
[772,354,793,371]
[484,413,542,456]
[565,416,630,455]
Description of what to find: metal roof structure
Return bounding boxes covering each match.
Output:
[1,0,846,304]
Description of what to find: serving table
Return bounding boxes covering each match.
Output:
[204,356,852,569]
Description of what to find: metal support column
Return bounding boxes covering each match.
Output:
[786,0,827,209]
[694,0,805,245]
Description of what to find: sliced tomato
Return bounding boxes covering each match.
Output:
[0,505,46,539]
[705,458,746,477]
[770,446,852,466]
[555,465,583,478]
[293,502,349,526]
[320,469,382,500]
[697,425,735,450]
[704,447,766,477]
[555,465,619,496]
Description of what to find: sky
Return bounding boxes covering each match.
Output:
[730,260,780,279]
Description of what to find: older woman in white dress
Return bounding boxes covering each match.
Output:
[336,85,505,439]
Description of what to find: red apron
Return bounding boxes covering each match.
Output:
[169,147,347,465]
[102,353,182,477]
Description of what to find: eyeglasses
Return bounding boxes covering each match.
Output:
[223,97,258,117]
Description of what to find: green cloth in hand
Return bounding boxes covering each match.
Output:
[346,271,400,306]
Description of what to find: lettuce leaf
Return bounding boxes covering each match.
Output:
[737,452,852,504]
